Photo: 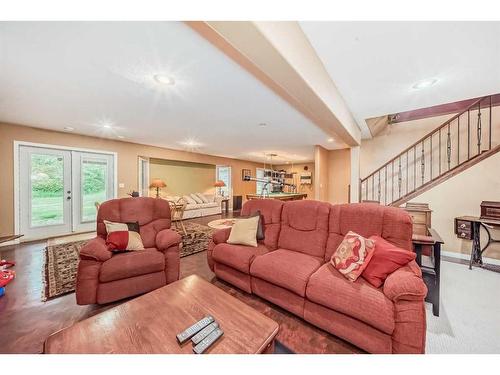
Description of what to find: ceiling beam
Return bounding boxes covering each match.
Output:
[186,21,361,147]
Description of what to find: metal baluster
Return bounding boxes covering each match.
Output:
[421,141,425,185]
[489,96,492,150]
[378,170,381,203]
[372,176,374,201]
[477,101,482,154]
[430,134,433,180]
[406,151,409,196]
[467,109,470,159]
[384,167,387,205]
[439,129,442,175]
[414,146,416,191]
[391,161,394,204]
[447,123,451,170]
[398,157,402,197]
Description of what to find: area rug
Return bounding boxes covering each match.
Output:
[42,222,215,301]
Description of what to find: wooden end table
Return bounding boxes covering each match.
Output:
[221,198,230,214]
[44,275,279,354]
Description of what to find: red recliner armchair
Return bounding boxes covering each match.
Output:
[76,197,182,305]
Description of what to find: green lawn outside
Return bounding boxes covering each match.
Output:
[31,191,106,227]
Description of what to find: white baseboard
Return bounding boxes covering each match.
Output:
[442,250,500,266]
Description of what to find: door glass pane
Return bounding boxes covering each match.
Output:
[30,153,64,227]
[216,166,231,197]
[81,158,108,222]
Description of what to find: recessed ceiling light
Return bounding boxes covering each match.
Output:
[117,135,125,139]
[258,123,267,127]
[327,138,334,143]
[153,74,175,85]
[63,126,74,132]
[179,139,202,148]
[103,124,112,129]
[412,78,438,90]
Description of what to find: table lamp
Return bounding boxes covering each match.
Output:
[149,179,166,198]
[214,180,226,197]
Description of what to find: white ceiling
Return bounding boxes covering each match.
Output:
[0,21,340,163]
[300,21,500,137]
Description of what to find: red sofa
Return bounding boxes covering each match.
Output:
[76,197,182,305]
[207,200,427,354]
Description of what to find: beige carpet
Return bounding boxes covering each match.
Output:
[426,260,500,353]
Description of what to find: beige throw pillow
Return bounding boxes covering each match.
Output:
[227,216,260,247]
[196,193,210,203]
[183,195,197,205]
[190,193,204,204]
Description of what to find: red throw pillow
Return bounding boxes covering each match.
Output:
[330,231,375,282]
[362,235,416,288]
[106,231,145,252]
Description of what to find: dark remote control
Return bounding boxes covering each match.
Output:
[192,328,224,354]
[176,316,215,344]
[191,322,219,345]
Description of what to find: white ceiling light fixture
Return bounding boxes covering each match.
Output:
[117,135,125,139]
[153,74,175,86]
[258,123,267,127]
[327,137,334,143]
[63,126,74,132]
[412,78,438,90]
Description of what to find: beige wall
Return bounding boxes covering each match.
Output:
[328,149,351,204]
[274,163,315,199]
[314,145,329,201]
[0,122,262,236]
[409,152,500,260]
[149,159,216,197]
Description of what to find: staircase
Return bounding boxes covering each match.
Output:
[360,95,499,206]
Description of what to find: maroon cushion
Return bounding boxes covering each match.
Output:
[362,236,416,288]
[278,200,330,258]
[99,248,165,283]
[325,203,413,261]
[212,243,270,274]
[306,263,395,334]
[250,249,323,296]
[97,197,171,248]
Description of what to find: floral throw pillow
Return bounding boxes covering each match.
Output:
[330,231,375,282]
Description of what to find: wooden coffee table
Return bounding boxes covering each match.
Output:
[44,275,279,354]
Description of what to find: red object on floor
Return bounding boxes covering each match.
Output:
[0,270,16,287]
[0,259,16,268]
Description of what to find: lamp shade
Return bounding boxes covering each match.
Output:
[149,179,166,188]
[214,180,226,188]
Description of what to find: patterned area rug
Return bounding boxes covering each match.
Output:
[42,222,214,301]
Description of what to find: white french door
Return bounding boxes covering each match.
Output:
[72,152,115,232]
[18,145,115,240]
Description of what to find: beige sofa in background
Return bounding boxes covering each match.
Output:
[164,193,224,219]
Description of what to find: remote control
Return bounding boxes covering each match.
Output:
[191,322,219,345]
[192,328,224,354]
[176,316,215,344]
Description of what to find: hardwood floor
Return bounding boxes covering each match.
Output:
[0,213,361,354]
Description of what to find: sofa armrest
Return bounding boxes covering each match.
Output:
[383,260,427,302]
[212,227,232,244]
[156,229,182,250]
[79,237,112,262]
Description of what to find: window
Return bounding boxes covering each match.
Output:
[216,165,231,197]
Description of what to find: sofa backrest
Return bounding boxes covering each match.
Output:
[241,199,284,250]
[278,200,330,258]
[97,197,171,248]
[325,203,413,261]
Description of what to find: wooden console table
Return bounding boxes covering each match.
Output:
[454,216,500,272]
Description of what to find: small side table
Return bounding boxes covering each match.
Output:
[221,198,230,214]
